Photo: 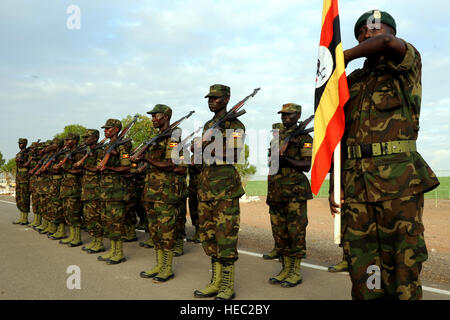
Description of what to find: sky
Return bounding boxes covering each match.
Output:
[1,0,449,177]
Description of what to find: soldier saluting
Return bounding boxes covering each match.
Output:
[329,10,440,300]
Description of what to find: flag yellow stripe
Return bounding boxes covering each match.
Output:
[312,42,346,168]
[321,0,333,26]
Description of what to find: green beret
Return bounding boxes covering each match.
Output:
[205,84,230,98]
[147,104,172,118]
[18,138,28,144]
[101,119,122,130]
[82,129,100,138]
[354,10,396,39]
[277,103,302,114]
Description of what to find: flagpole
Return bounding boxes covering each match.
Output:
[333,141,341,244]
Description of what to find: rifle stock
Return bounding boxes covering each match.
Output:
[279,115,315,156]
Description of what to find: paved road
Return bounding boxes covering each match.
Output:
[0,199,448,300]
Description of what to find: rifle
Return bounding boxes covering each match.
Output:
[35,147,69,174]
[202,88,260,142]
[97,114,139,170]
[130,111,195,162]
[73,137,108,168]
[279,115,314,156]
[30,153,52,175]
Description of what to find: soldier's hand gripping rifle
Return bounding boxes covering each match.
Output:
[97,114,139,171]
[29,153,50,175]
[130,111,195,163]
[73,137,108,168]
[36,147,70,174]
[201,88,260,143]
[279,115,314,156]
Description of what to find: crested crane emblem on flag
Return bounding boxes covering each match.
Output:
[316,46,334,88]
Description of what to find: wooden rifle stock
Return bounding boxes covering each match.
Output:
[74,137,108,168]
[279,115,315,156]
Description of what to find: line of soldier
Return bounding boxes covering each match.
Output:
[10,8,441,301]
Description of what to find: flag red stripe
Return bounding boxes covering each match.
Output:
[319,0,338,47]
[311,72,348,195]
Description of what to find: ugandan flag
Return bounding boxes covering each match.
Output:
[311,0,349,195]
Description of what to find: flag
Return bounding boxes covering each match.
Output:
[311,0,349,195]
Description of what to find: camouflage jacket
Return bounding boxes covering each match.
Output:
[81,145,102,201]
[188,156,202,194]
[60,148,82,198]
[15,149,29,183]
[267,125,313,203]
[142,128,184,204]
[98,140,132,201]
[197,116,245,201]
[28,151,40,192]
[343,39,439,203]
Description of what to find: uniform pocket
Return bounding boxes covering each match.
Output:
[372,75,402,111]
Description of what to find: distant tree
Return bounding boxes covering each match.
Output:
[0,151,5,167]
[235,144,257,187]
[54,124,87,143]
[121,114,157,150]
[2,158,16,177]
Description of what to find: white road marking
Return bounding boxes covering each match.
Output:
[1,199,449,296]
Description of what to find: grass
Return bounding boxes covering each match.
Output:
[245,176,450,199]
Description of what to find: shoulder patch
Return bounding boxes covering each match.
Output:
[303,143,312,149]
[122,153,130,159]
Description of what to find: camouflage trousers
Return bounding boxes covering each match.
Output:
[83,200,103,237]
[175,197,188,240]
[268,200,308,259]
[31,192,40,215]
[188,193,199,228]
[342,194,427,300]
[100,201,126,241]
[15,182,30,213]
[62,197,82,227]
[143,201,178,250]
[39,194,51,220]
[48,179,64,224]
[124,198,138,227]
[198,198,240,263]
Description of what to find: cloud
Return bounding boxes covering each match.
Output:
[0,0,449,177]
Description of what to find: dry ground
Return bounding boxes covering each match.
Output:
[237,197,450,287]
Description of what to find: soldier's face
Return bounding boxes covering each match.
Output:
[151,113,167,128]
[65,139,77,148]
[357,22,393,44]
[84,135,98,145]
[208,96,229,113]
[104,127,119,138]
[18,142,26,149]
[281,112,300,128]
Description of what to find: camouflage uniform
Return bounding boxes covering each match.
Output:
[267,113,313,259]
[194,84,246,300]
[81,135,103,239]
[198,113,245,263]
[48,150,65,226]
[98,137,132,241]
[60,137,83,229]
[141,124,183,251]
[342,17,440,300]
[15,139,31,219]
[28,143,42,226]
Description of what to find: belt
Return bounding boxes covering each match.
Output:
[52,175,62,180]
[18,168,29,173]
[63,173,78,178]
[347,140,416,159]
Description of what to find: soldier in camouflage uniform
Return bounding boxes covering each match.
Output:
[173,157,189,256]
[75,129,106,253]
[266,105,313,288]
[122,170,138,243]
[31,142,48,231]
[329,10,440,300]
[96,119,132,265]
[54,133,83,245]
[193,84,245,300]
[13,138,31,225]
[37,139,62,235]
[262,123,283,260]
[135,104,185,282]
[45,138,66,238]
[24,141,42,228]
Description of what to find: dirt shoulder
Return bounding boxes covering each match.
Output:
[238,197,450,287]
